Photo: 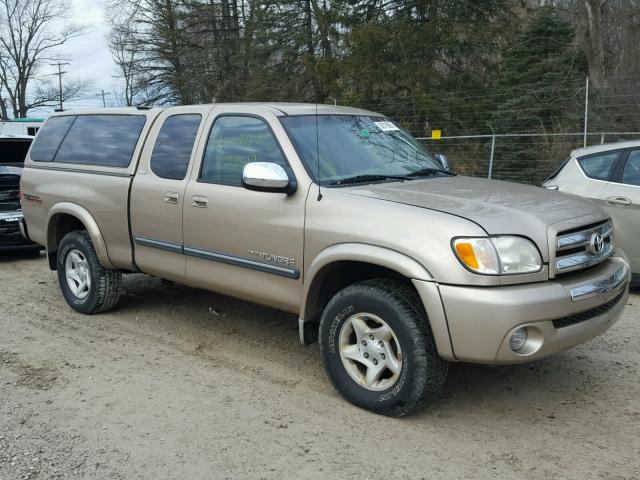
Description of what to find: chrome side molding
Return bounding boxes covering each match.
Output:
[570,264,628,301]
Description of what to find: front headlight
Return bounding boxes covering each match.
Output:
[452,236,542,275]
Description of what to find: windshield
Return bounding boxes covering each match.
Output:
[280,115,445,185]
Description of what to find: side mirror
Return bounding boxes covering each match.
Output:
[435,154,450,170]
[242,162,296,194]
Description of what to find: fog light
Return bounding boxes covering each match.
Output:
[510,328,528,352]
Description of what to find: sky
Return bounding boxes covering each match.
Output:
[30,0,116,117]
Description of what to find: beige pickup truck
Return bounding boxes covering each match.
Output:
[20,104,630,416]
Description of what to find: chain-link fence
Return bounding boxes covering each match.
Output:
[418,132,640,185]
[343,76,640,185]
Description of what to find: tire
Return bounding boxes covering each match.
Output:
[319,279,447,417]
[56,230,122,314]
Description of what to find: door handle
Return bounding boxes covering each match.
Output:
[163,192,179,204]
[606,196,632,206]
[192,195,208,208]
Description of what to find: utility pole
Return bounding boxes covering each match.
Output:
[487,123,496,180]
[50,62,69,111]
[583,76,589,148]
[97,89,111,108]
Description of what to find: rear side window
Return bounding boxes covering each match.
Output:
[577,152,619,180]
[200,116,288,185]
[55,115,146,167]
[30,116,75,162]
[621,150,640,186]
[150,114,202,180]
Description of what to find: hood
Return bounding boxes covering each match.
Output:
[344,176,603,250]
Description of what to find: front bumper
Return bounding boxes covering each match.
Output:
[0,210,40,251]
[433,257,630,364]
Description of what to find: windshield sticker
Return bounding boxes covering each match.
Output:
[358,129,371,139]
[374,121,400,132]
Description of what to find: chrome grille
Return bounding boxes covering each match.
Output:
[554,221,614,274]
[0,174,21,212]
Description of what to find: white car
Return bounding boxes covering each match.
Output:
[543,140,640,284]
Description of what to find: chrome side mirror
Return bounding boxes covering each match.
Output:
[242,162,295,194]
[435,154,450,170]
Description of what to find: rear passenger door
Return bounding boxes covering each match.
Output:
[130,107,207,282]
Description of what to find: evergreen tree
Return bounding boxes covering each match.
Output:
[491,7,586,182]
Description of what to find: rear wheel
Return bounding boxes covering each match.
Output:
[57,230,122,314]
[319,279,447,416]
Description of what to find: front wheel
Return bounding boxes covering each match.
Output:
[57,230,122,314]
[319,279,447,416]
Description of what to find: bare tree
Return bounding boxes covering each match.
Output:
[0,89,8,119]
[0,0,87,117]
[108,24,139,106]
[29,76,93,110]
[541,0,640,87]
[107,2,143,106]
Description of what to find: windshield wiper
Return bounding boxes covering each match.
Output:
[328,174,412,186]
[406,167,455,177]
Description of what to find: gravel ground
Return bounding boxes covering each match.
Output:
[1,250,639,480]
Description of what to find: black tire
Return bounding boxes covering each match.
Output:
[319,279,447,417]
[56,230,122,314]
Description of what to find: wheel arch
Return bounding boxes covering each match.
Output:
[46,203,114,270]
[299,243,445,343]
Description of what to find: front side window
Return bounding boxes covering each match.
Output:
[577,152,619,181]
[621,150,640,186]
[30,116,75,162]
[55,115,146,167]
[280,115,444,185]
[150,114,202,180]
[200,116,288,185]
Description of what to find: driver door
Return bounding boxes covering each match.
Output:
[182,106,306,313]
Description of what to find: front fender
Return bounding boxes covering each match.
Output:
[300,243,455,359]
[46,202,114,270]
[305,243,433,289]
[301,242,432,322]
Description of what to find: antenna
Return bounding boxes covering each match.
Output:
[316,103,322,201]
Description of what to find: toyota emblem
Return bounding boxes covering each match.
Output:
[589,233,604,255]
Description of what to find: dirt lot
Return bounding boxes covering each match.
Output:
[0,251,639,480]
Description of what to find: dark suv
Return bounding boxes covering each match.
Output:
[0,135,40,252]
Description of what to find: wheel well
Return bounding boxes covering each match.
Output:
[304,261,412,329]
[47,214,85,270]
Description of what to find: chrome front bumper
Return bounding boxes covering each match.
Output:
[0,210,39,250]
[570,263,627,300]
[435,257,630,364]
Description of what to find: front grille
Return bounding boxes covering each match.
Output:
[552,290,625,329]
[554,221,613,275]
[0,174,20,212]
[0,219,25,244]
